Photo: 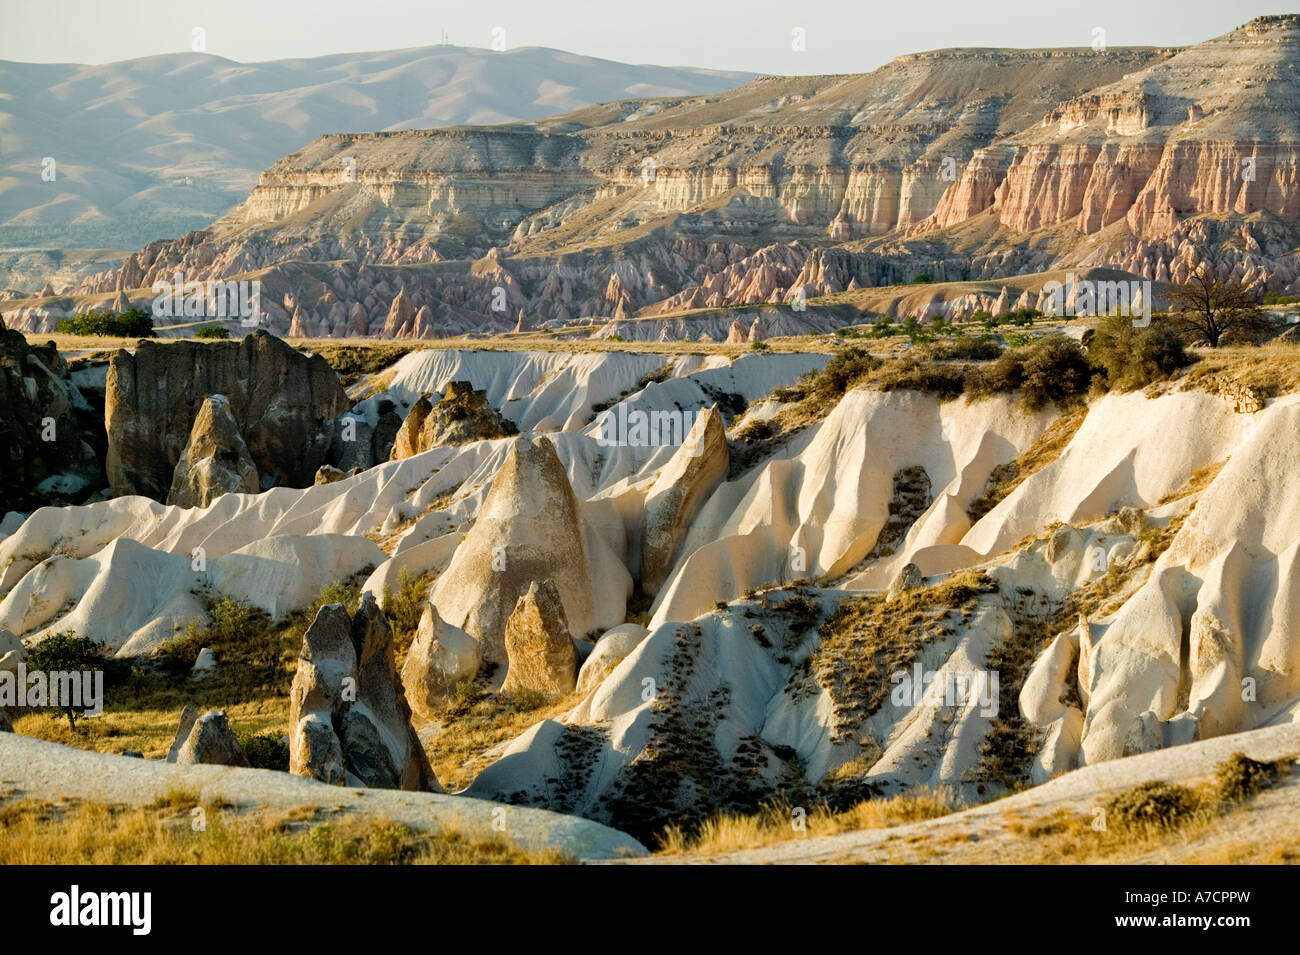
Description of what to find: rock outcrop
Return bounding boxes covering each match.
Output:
[0,326,102,513]
[401,602,480,721]
[166,708,249,767]
[106,331,350,500]
[166,395,260,508]
[501,580,578,696]
[640,405,729,595]
[429,435,630,664]
[576,624,648,695]
[389,381,518,460]
[289,593,437,791]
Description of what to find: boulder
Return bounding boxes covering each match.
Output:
[0,629,25,676]
[169,709,249,767]
[191,647,217,673]
[640,405,729,595]
[501,580,578,696]
[289,594,438,790]
[389,382,517,460]
[576,623,649,694]
[165,705,199,763]
[166,395,260,508]
[106,331,350,500]
[401,603,480,721]
[889,562,924,597]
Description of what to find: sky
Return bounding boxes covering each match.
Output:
[1,0,1294,74]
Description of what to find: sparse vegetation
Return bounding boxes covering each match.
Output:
[0,798,568,864]
[656,788,961,855]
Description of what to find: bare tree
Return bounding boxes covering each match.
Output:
[1167,265,1269,348]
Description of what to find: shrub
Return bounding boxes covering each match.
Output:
[1104,780,1199,833]
[810,347,881,403]
[967,334,1092,410]
[750,340,770,352]
[194,325,230,339]
[383,570,429,655]
[1213,752,1289,803]
[919,336,1003,362]
[507,688,547,712]
[237,731,290,771]
[1088,314,1193,391]
[911,273,932,284]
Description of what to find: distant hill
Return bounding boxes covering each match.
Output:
[0,46,754,249]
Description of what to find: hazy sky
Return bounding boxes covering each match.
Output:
[1,0,1293,73]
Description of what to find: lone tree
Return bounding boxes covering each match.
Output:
[1167,266,1269,348]
[24,631,106,730]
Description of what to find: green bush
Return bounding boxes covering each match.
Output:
[967,334,1092,410]
[194,325,230,339]
[1088,314,1192,391]
[919,336,1003,362]
[810,347,882,403]
[750,340,770,352]
[237,730,291,771]
[56,308,156,338]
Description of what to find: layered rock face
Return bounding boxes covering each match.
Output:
[0,326,102,513]
[289,593,436,791]
[106,331,350,500]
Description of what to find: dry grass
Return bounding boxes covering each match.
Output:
[966,405,1089,523]
[809,571,1000,744]
[1175,342,1300,400]
[0,796,569,864]
[422,687,578,791]
[11,698,290,760]
[656,787,962,856]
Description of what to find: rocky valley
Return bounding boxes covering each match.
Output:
[1,9,1299,884]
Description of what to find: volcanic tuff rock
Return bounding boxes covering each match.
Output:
[289,594,436,791]
[501,580,579,696]
[167,709,249,767]
[105,331,350,500]
[639,405,729,595]
[429,436,631,664]
[401,602,481,721]
[389,381,518,460]
[0,326,102,513]
[166,395,260,508]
